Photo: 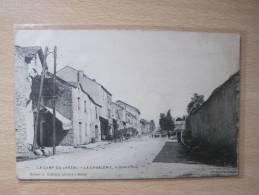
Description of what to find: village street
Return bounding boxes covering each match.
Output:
[17,136,237,179]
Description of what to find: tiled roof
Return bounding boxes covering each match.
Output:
[116,100,140,114]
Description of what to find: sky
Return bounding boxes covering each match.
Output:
[15,29,240,124]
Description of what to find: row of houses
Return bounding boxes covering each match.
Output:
[15,46,151,157]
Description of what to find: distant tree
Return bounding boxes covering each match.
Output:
[159,110,175,132]
[149,120,156,132]
[159,113,166,131]
[187,93,204,114]
[165,110,174,132]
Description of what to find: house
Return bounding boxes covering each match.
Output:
[116,100,141,135]
[111,102,126,130]
[32,71,102,147]
[140,119,150,135]
[111,102,126,140]
[15,46,44,157]
[57,66,113,140]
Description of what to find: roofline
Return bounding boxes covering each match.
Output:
[46,72,77,88]
[101,85,112,96]
[125,110,137,119]
[79,84,102,107]
[190,71,239,115]
[116,100,141,114]
[57,65,112,96]
[57,65,79,74]
[112,102,124,109]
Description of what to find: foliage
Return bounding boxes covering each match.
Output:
[187,93,204,114]
[159,110,175,132]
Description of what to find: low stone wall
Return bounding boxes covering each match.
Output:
[187,72,239,156]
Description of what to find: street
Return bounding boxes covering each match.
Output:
[17,136,238,179]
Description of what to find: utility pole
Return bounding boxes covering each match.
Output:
[33,47,48,152]
[52,46,57,155]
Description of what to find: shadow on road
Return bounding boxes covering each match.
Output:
[153,141,199,164]
[153,140,237,167]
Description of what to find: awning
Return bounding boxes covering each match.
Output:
[44,106,72,130]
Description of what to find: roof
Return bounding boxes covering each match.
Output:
[42,106,72,130]
[190,71,239,115]
[116,100,141,114]
[79,84,102,107]
[47,71,101,107]
[125,110,137,119]
[57,65,79,74]
[101,85,112,96]
[46,72,77,88]
[58,66,112,96]
[15,45,44,66]
[81,72,112,96]
[112,102,124,109]
[57,66,112,106]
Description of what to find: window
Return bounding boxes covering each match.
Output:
[85,122,87,136]
[108,109,111,118]
[78,122,82,143]
[95,106,98,119]
[84,100,87,113]
[77,97,80,110]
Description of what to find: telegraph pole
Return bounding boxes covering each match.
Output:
[52,46,57,155]
[33,47,48,152]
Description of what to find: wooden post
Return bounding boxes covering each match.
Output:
[52,46,57,155]
[33,47,48,151]
[40,118,44,147]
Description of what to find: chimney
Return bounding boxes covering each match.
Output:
[77,70,84,83]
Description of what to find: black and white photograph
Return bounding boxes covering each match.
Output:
[15,28,240,179]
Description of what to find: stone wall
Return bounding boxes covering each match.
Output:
[187,72,239,155]
[43,77,74,120]
[15,47,43,157]
[43,77,74,146]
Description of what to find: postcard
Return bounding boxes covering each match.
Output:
[15,28,240,179]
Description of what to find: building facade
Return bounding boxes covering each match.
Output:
[116,100,141,135]
[57,66,113,140]
[140,119,150,135]
[111,102,126,130]
[31,71,101,148]
[15,46,44,157]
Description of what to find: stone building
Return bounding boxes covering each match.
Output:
[116,100,141,135]
[57,66,113,140]
[15,46,44,157]
[186,72,239,158]
[140,119,150,135]
[111,102,126,130]
[31,71,102,147]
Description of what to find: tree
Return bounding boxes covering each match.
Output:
[165,110,174,132]
[187,93,204,114]
[159,113,166,131]
[159,110,174,132]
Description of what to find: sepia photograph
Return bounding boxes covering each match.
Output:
[15,28,240,179]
